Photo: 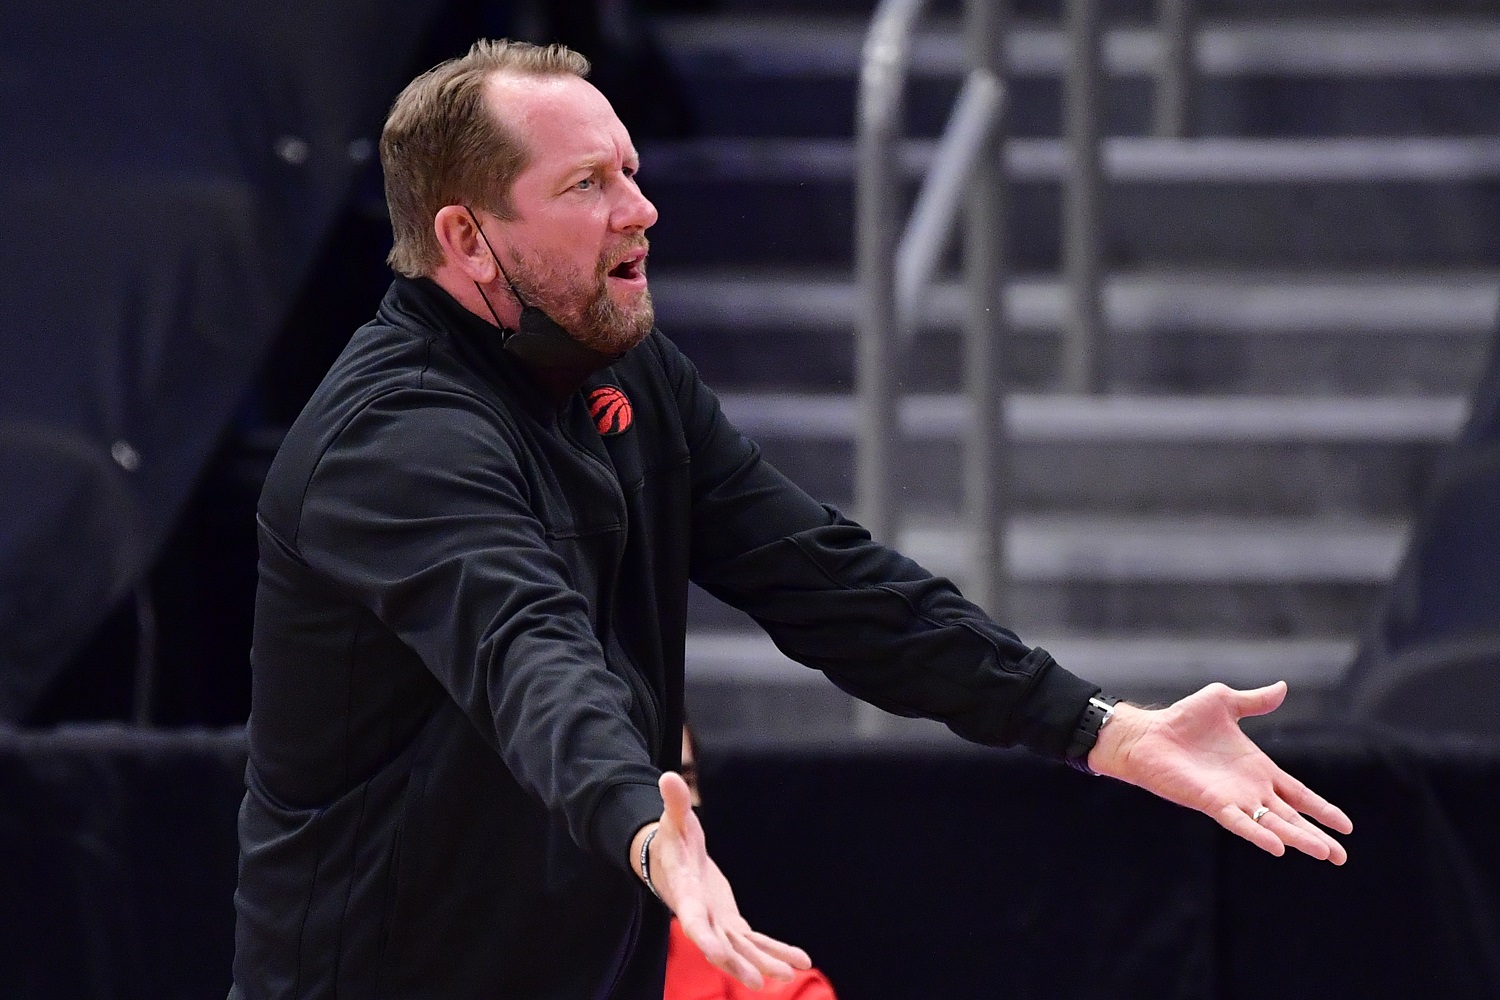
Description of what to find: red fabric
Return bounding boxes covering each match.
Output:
[664,918,838,1000]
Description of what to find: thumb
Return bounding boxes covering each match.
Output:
[659,771,694,830]
[1232,680,1288,719]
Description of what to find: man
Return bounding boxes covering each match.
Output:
[232,40,1352,1000]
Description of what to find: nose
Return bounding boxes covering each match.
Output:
[614,176,657,233]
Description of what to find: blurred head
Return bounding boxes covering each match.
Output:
[681,724,701,808]
[381,39,658,354]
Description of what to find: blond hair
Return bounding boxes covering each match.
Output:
[381,39,590,277]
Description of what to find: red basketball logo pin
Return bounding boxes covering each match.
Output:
[587,385,633,436]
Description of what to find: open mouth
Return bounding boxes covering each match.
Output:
[607,251,647,282]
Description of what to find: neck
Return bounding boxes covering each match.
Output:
[424,268,620,404]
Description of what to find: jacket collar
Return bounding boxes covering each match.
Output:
[388,275,619,409]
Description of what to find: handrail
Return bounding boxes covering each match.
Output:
[856,0,1011,624]
[895,69,1005,331]
[1155,0,1196,137]
[1063,0,1107,393]
[855,0,927,553]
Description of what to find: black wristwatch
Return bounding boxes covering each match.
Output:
[1064,695,1120,775]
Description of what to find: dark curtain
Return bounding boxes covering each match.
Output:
[0,1,450,721]
[1346,307,1500,736]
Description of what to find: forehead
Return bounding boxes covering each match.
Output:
[485,72,633,174]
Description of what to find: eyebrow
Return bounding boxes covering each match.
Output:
[568,150,640,177]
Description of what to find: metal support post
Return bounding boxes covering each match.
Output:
[962,0,1010,618]
[1155,0,1196,138]
[1063,0,1108,394]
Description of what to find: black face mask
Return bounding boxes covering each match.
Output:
[465,208,620,369]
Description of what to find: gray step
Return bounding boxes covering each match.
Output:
[900,514,1402,582]
[717,393,1464,516]
[661,17,1500,138]
[709,0,1496,18]
[723,392,1466,440]
[688,515,1400,636]
[682,632,1351,740]
[640,136,1500,269]
[685,631,1351,689]
[655,269,1499,394]
[663,17,1500,80]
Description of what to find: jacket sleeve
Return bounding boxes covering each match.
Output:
[655,336,1099,759]
[291,386,662,871]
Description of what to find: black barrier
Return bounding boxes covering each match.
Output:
[2,724,1497,998]
[0,725,247,999]
[700,729,1500,1000]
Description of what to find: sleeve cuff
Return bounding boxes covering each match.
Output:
[1009,647,1102,761]
[590,779,666,874]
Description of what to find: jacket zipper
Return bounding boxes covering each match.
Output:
[559,415,664,761]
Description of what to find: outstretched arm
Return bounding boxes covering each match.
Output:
[1089,681,1354,863]
[630,773,813,990]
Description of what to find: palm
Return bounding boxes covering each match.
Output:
[649,772,812,990]
[1109,682,1353,863]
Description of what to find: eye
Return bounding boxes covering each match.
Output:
[574,176,595,191]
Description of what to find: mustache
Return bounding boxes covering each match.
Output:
[602,237,650,273]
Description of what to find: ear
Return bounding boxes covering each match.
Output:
[433,205,499,284]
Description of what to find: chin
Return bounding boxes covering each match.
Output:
[575,292,654,356]
[586,320,653,357]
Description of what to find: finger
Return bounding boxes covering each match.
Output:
[1218,803,1285,857]
[659,771,694,830]
[1275,771,1354,835]
[1258,809,1335,863]
[1269,804,1348,865]
[744,929,813,971]
[1230,680,1288,719]
[727,926,797,984]
[680,912,764,991]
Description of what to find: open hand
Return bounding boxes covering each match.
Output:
[633,772,812,990]
[1091,681,1354,863]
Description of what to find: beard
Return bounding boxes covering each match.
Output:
[506,240,654,356]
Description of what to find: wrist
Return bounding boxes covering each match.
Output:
[630,822,658,880]
[1064,694,1119,774]
[1086,702,1150,779]
[630,822,662,898]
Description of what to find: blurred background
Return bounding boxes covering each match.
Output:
[3,0,1500,996]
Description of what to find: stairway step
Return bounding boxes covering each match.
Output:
[646,135,1500,183]
[661,16,1500,139]
[686,516,1401,634]
[662,16,1500,80]
[654,270,1496,395]
[721,393,1463,516]
[892,514,1403,582]
[717,392,1466,442]
[640,137,1500,269]
[681,630,1351,738]
[653,270,1500,337]
[709,0,1495,19]
[685,630,1352,690]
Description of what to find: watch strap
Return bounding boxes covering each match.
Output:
[1064,695,1120,775]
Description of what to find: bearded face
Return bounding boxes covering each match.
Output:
[505,237,654,356]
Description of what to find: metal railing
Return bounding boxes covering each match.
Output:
[855,0,1196,618]
[856,0,1010,616]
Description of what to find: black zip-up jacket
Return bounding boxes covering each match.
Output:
[233,276,1099,999]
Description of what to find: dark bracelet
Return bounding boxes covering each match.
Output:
[639,826,661,899]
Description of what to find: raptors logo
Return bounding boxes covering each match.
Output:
[586,385,633,436]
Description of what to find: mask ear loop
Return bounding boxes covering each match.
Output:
[465,206,527,333]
